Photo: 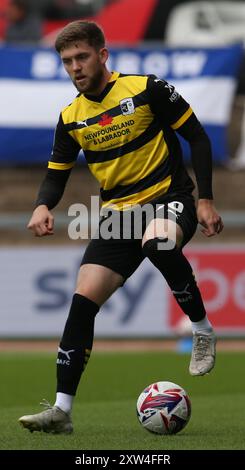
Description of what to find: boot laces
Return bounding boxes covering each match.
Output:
[194,335,210,361]
[39,399,52,410]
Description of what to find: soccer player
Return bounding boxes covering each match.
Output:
[19,20,223,434]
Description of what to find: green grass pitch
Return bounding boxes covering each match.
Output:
[0,350,245,450]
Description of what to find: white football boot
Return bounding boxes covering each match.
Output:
[189,331,216,376]
[19,399,73,434]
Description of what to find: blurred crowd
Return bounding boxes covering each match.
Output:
[0,0,110,44]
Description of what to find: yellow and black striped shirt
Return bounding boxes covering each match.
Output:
[48,72,206,210]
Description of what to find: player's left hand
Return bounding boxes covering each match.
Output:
[197,199,224,237]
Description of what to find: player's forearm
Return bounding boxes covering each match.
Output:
[189,134,213,200]
[178,116,213,199]
[35,168,71,210]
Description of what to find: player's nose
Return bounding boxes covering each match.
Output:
[71,59,81,71]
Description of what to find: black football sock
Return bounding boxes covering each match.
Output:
[56,293,99,395]
[143,239,206,322]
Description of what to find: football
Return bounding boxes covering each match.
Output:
[136,381,191,435]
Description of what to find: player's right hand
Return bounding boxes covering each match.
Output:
[27,205,54,237]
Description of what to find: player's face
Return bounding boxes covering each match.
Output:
[60,41,109,95]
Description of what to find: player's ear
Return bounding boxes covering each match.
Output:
[99,47,109,64]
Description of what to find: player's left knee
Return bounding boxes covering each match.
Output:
[142,237,178,260]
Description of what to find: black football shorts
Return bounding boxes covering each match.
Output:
[81,192,198,281]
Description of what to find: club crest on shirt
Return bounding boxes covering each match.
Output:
[120,97,135,115]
